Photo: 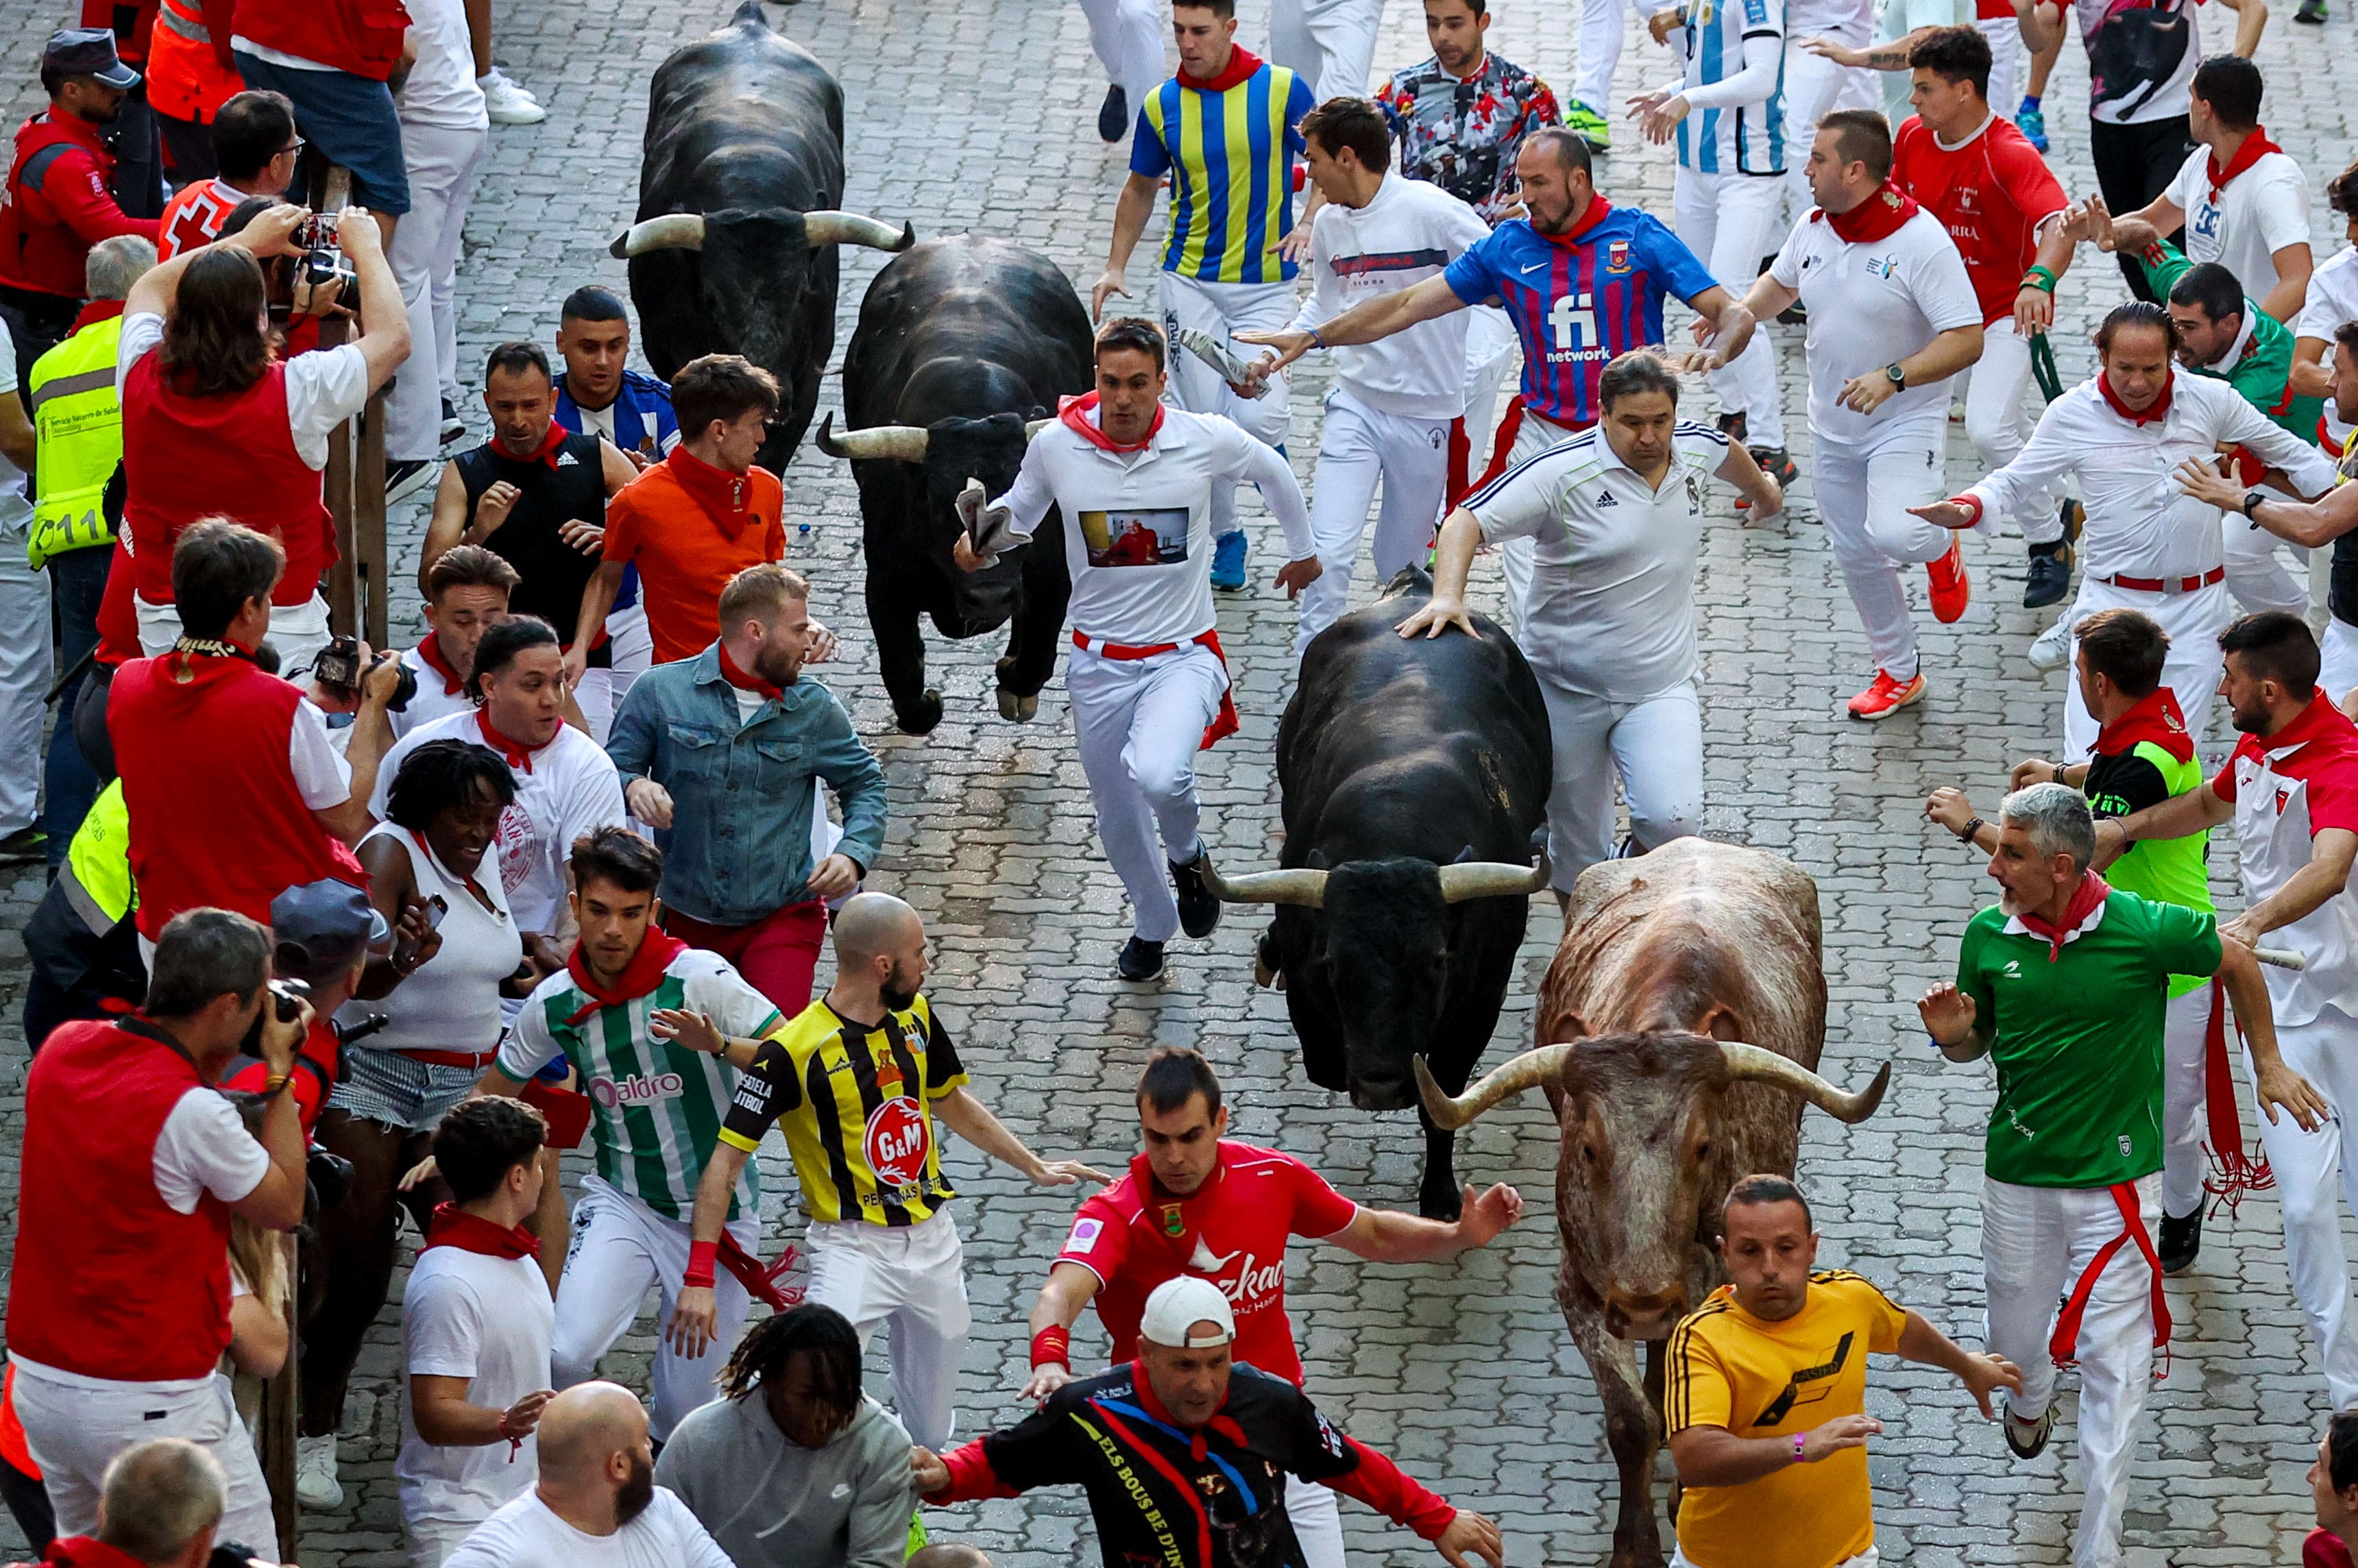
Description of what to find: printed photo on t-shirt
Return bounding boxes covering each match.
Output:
[1081,507,1190,568]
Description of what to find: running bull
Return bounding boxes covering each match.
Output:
[611,1,914,470]
[814,236,1093,735]
[1416,837,1891,1568]
[1198,569,1552,1222]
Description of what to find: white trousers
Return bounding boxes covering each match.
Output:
[14,1366,277,1552]
[1675,1550,1877,1568]
[1069,639,1227,943]
[406,1515,476,1568]
[1079,0,1166,112]
[1672,168,1786,450]
[1539,678,1703,885]
[553,1175,760,1441]
[2223,509,2313,618]
[2159,983,2216,1220]
[385,121,489,462]
[1981,1172,2161,1568]
[2057,576,2227,759]
[136,589,334,678]
[1285,1473,1348,1568]
[1963,320,2063,542]
[1296,388,1451,659]
[1573,0,1655,112]
[1268,0,1385,101]
[1815,419,1955,680]
[1161,273,1295,539]
[805,1212,973,1451]
[1492,408,1583,634]
[1779,45,1877,223]
[1980,15,2024,121]
[2244,1005,2358,1408]
[2323,615,2358,707]
[0,515,50,833]
[1461,306,1520,476]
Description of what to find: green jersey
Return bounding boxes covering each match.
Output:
[2080,687,2213,999]
[1958,891,2222,1188]
[500,946,783,1221]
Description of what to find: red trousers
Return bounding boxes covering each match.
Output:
[664,901,827,1016]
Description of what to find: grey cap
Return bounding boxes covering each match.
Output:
[269,879,388,985]
[42,29,138,89]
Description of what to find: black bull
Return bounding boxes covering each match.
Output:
[816,236,1093,735]
[1200,571,1553,1220]
[612,1,913,471]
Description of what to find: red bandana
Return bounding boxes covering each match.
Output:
[422,1203,539,1260]
[1182,44,1265,94]
[522,419,569,470]
[563,930,690,1025]
[2207,127,2283,206]
[1060,391,1165,454]
[2015,872,2113,962]
[718,640,781,700]
[2098,368,2173,426]
[2093,685,2195,764]
[1818,181,1920,244]
[1534,195,1614,248]
[666,444,762,538]
[69,298,124,335]
[474,707,538,775]
[415,633,465,696]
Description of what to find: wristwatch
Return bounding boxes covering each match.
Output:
[1884,361,1906,389]
[2243,489,2270,520]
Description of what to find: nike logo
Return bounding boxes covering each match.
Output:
[1519,260,1548,275]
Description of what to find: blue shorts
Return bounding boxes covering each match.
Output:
[230,50,411,215]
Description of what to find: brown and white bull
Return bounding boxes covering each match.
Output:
[1414,838,1891,1568]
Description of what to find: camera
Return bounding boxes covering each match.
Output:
[237,977,311,1061]
[289,212,356,294]
[314,636,415,711]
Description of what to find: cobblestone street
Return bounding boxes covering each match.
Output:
[1,0,2356,1562]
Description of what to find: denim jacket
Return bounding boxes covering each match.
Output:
[607,644,888,926]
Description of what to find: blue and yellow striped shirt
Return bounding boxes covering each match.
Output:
[1130,51,1314,285]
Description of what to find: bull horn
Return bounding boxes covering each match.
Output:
[609,212,707,259]
[802,211,916,252]
[814,413,928,463]
[1434,855,1551,904]
[1414,1044,1576,1131]
[1718,1042,1891,1125]
[1196,853,1326,908]
[1025,417,1055,439]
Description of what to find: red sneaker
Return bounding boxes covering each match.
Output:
[1847,669,1927,721]
[1928,538,1970,623]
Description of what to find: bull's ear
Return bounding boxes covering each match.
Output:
[1451,844,1476,863]
[1698,1005,1743,1043]
[1561,1011,1594,1040]
[1028,404,1047,421]
[1306,848,1329,871]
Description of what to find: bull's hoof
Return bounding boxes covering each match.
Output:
[895,691,945,735]
[1252,931,1283,988]
[997,687,1038,723]
[1418,1184,1463,1223]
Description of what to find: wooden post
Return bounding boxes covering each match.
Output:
[302,163,387,645]
[260,1232,299,1561]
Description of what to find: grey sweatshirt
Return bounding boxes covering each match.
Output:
[655,1393,916,1568]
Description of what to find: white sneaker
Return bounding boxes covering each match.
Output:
[2026,617,2072,673]
[478,69,546,125]
[295,1432,343,1510]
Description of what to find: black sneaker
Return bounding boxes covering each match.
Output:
[2159,1208,2202,1275]
[1715,410,1749,447]
[2298,0,2326,22]
[387,457,435,504]
[1169,853,1221,939]
[1117,936,1165,981]
[2023,540,2073,608]
[2003,1401,2055,1459]
[0,825,45,866]
[1749,445,1799,489]
[1097,84,1129,143]
[440,397,466,447]
[2058,496,2084,547]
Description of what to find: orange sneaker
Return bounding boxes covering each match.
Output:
[1847,668,1927,721]
[1928,538,1970,623]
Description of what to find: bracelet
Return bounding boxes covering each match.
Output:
[1030,1325,1072,1371]
[1956,816,1983,844]
[1309,326,1326,351]
[265,1072,293,1094]
[2051,761,2069,785]
[683,1240,719,1290]
[1793,1431,1808,1462]
[2021,266,2058,294]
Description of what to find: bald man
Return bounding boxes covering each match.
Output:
[443,1383,733,1567]
[668,893,1108,1450]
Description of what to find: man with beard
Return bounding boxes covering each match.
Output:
[607,564,888,1015]
[1917,781,2316,1567]
[667,892,1109,1452]
[441,1382,731,1567]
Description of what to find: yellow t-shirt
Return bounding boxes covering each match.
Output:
[1664,1271,1908,1568]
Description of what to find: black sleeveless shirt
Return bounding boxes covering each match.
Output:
[454,430,612,665]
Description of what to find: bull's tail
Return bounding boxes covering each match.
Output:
[731,0,775,27]
[1376,564,1435,602]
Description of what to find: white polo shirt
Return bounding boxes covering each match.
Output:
[398,1243,555,1529]
[2296,243,2358,449]
[389,641,483,740]
[2212,696,2358,1028]
[993,405,1314,648]
[1768,206,1982,445]
[2164,143,2311,305]
[1465,421,1728,701]
[1287,175,1494,421]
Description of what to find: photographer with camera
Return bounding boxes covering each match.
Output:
[5,1437,285,1568]
[221,877,390,1136]
[117,198,408,675]
[5,908,311,1552]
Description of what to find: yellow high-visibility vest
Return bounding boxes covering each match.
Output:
[59,779,133,935]
[27,312,124,571]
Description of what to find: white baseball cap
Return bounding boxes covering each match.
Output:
[1139,1277,1236,1349]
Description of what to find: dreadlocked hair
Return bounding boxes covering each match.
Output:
[717,1303,864,1408]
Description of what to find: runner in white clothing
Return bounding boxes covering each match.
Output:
[1270,0,1387,101]
[1398,351,1784,884]
[956,319,1319,981]
[1078,0,1165,144]
[1261,98,1493,658]
[1781,0,1879,226]
[1912,302,2338,756]
[2289,160,2358,443]
[1738,110,1986,722]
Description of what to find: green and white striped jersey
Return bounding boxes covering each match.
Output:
[500,948,782,1221]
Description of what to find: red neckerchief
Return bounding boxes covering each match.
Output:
[422,1202,540,1260]
[563,930,690,1025]
[1060,391,1165,455]
[1180,45,1265,94]
[2014,872,2113,962]
[2207,127,2283,206]
[718,640,782,700]
[2098,369,2173,426]
[664,445,762,538]
[2094,685,2195,764]
[2234,689,2350,772]
[415,633,465,696]
[40,1536,152,1568]
[1533,195,1614,249]
[474,707,539,775]
[1818,181,1920,243]
[69,298,124,335]
[509,419,568,471]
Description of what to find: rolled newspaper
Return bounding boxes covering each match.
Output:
[2255,946,2308,971]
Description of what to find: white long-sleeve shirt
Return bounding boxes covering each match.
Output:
[1964,372,2339,580]
[995,406,1313,646]
[1286,175,1494,421]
